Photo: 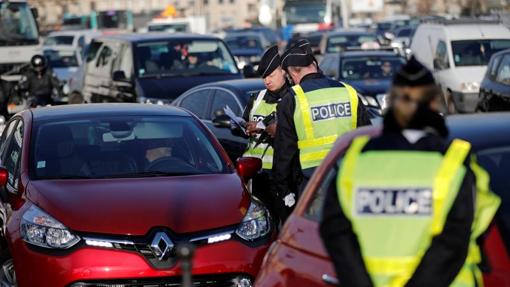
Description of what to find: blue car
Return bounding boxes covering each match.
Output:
[320,50,406,118]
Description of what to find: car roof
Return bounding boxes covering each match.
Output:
[30,104,191,122]
[337,50,401,57]
[418,22,510,41]
[189,79,264,96]
[94,33,221,43]
[447,113,510,151]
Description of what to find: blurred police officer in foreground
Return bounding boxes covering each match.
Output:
[320,57,500,287]
[237,45,290,220]
[20,55,61,107]
[272,40,370,222]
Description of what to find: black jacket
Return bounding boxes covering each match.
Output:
[319,111,475,287]
[21,68,60,104]
[271,73,371,199]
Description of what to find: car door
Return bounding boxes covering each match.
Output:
[111,43,135,102]
[479,54,503,111]
[207,88,248,162]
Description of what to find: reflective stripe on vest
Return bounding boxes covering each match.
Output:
[243,89,277,170]
[338,137,473,286]
[293,83,358,169]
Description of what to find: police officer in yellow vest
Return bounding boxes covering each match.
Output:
[320,57,501,287]
[238,45,290,220]
[272,40,371,222]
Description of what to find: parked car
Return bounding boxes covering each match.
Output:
[173,79,265,162]
[226,27,280,47]
[478,49,510,111]
[320,29,380,54]
[255,113,510,287]
[224,32,269,70]
[389,25,416,54]
[320,50,406,117]
[410,19,510,113]
[79,33,243,104]
[0,104,273,287]
[43,30,102,55]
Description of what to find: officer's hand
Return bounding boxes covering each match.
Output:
[266,123,277,138]
[246,121,261,136]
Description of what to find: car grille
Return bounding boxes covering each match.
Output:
[69,274,251,287]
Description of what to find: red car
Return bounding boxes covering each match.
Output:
[0,104,273,287]
[256,113,510,287]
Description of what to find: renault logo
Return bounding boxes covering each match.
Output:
[150,232,174,261]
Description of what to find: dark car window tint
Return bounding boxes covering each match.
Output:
[495,55,510,85]
[477,147,510,254]
[210,90,240,120]
[489,55,502,79]
[86,41,102,63]
[96,44,113,69]
[434,40,450,70]
[4,121,23,189]
[305,161,341,222]
[180,90,212,119]
[31,116,227,180]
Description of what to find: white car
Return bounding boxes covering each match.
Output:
[43,30,102,54]
[410,19,510,113]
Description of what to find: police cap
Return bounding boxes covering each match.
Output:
[281,39,315,71]
[257,45,281,78]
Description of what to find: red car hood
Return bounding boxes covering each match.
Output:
[26,173,249,236]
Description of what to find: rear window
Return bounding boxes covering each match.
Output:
[30,115,227,180]
[44,36,74,46]
[327,34,378,53]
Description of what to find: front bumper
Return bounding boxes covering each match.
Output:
[8,228,270,287]
[451,91,479,113]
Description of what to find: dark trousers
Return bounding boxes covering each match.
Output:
[252,169,282,226]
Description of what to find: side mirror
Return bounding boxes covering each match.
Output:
[213,114,231,128]
[31,7,39,19]
[236,157,262,180]
[112,70,129,82]
[242,65,257,78]
[0,167,8,187]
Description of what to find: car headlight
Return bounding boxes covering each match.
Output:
[235,198,271,241]
[21,205,80,249]
[359,94,379,108]
[460,82,480,92]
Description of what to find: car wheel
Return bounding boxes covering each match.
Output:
[0,250,16,287]
[68,92,84,104]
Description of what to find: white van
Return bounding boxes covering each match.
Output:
[410,19,510,113]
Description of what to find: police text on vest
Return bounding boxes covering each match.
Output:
[311,102,352,121]
[355,188,432,216]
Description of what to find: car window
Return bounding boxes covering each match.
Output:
[305,164,339,222]
[434,40,450,70]
[489,55,503,79]
[477,147,510,254]
[327,34,377,53]
[451,39,510,67]
[341,56,405,80]
[180,90,212,119]
[44,35,74,46]
[31,116,228,180]
[0,119,18,157]
[4,121,23,189]
[495,55,510,85]
[78,36,86,50]
[210,90,240,120]
[86,40,102,63]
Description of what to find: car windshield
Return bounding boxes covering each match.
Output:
[225,35,263,50]
[327,34,378,53]
[284,2,326,24]
[451,39,510,67]
[31,116,227,180]
[43,50,79,68]
[134,39,239,77]
[341,56,406,80]
[477,147,510,252]
[0,2,39,44]
[44,36,74,46]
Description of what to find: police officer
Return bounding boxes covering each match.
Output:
[271,40,371,222]
[21,55,61,107]
[319,57,500,287]
[238,45,290,220]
